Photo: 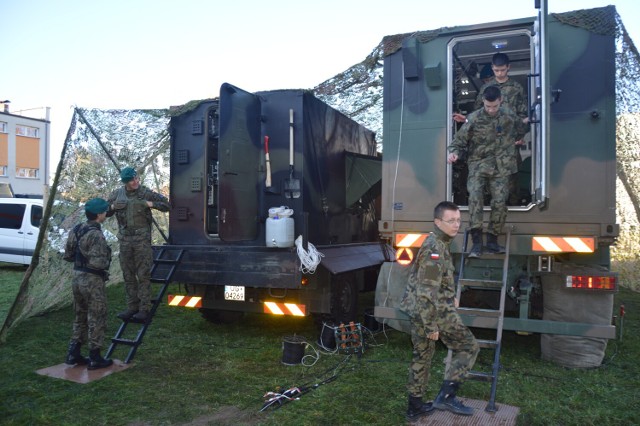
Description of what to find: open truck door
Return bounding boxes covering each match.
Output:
[217,83,262,242]
[531,0,549,207]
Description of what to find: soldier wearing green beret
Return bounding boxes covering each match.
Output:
[107,167,170,322]
[64,197,113,370]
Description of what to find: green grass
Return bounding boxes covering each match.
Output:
[0,267,639,425]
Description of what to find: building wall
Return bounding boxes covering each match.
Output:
[0,108,50,197]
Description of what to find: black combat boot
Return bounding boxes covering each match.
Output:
[468,229,483,258]
[132,310,149,321]
[485,233,505,254]
[406,395,434,420]
[117,309,138,321]
[432,380,474,416]
[88,348,113,370]
[65,341,89,366]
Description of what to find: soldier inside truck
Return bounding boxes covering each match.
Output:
[450,31,533,208]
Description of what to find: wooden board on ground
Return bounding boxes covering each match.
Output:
[36,359,131,384]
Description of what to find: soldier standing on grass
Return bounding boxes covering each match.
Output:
[64,197,113,370]
[400,201,479,420]
[107,167,170,322]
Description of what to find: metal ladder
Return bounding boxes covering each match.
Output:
[105,248,184,364]
[445,228,511,412]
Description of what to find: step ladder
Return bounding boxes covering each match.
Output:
[105,247,184,364]
[445,228,511,413]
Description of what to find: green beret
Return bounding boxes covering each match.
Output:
[85,198,109,214]
[120,167,138,183]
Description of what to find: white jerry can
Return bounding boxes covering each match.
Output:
[266,206,294,248]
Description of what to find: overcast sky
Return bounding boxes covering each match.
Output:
[2,0,639,173]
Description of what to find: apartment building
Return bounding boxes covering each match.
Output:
[0,103,50,197]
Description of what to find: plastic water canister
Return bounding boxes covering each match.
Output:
[266,208,294,248]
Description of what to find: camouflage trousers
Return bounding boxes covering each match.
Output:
[467,164,509,235]
[71,271,108,350]
[408,300,479,397]
[119,236,153,312]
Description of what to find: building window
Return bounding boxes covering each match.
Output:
[16,125,39,138]
[16,167,39,179]
[0,122,7,133]
[0,166,7,176]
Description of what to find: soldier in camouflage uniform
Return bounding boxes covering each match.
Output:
[64,198,113,370]
[107,167,170,322]
[448,85,528,257]
[400,201,479,419]
[454,52,529,207]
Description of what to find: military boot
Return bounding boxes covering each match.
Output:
[406,395,434,420]
[117,309,138,321]
[88,348,113,370]
[485,233,505,254]
[432,381,474,416]
[132,310,149,321]
[468,229,483,258]
[65,341,89,365]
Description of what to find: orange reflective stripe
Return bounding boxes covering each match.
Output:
[263,302,306,316]
[532,237,595,253]
[395,233,427,248]
[168,294,202,308]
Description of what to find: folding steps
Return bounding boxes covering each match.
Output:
[105,248,184,364]
[445,228,511,412]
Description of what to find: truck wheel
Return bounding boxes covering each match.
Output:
[200,308,244,324]
[330,274,358,323]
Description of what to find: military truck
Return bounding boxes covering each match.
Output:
[162,83,388,323]
[375,4,620,366]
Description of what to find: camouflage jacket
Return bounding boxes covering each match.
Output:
[64,221,111,274]
[448,106,527,176]
[400,226,455,319]
[474,77,527,119]
[107,185,170,238]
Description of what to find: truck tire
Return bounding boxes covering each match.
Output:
[330,273,358,323]
[200,308,244,324]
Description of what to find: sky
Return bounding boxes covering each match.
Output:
[2,0,639,175]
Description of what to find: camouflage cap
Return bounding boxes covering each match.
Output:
[120,167,137,183]
[85,198,109,214]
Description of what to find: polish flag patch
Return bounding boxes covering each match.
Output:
[430,253,440,260]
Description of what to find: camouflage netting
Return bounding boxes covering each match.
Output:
[2,6,640,341]
[1,107,171,342]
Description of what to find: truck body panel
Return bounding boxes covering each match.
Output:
[376,6,619,352]
[162,84,387,320]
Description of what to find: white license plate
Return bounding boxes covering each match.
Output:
[224,285,245,301]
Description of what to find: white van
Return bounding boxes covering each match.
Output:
[0,198,43,265]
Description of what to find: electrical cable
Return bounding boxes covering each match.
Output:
[295,235,324,274]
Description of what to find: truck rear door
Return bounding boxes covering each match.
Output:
[217,83,262,242]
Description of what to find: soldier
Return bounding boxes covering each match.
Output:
[64,197,113,370]
[400,201,479,419]
[454,52,529,206]
[447,85,528,257]
[107,167,170,322]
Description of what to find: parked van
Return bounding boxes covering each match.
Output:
[0,198,43,265]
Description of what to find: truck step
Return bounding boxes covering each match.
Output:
[459,278,503,289]
[457,307,502,318]
[476,339,499,349]
[467,370,496,382]
[111,337,137,346]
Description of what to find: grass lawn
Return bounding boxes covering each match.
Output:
[0,266,639,425]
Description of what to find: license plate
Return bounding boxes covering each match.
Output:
[224,286,245,301]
